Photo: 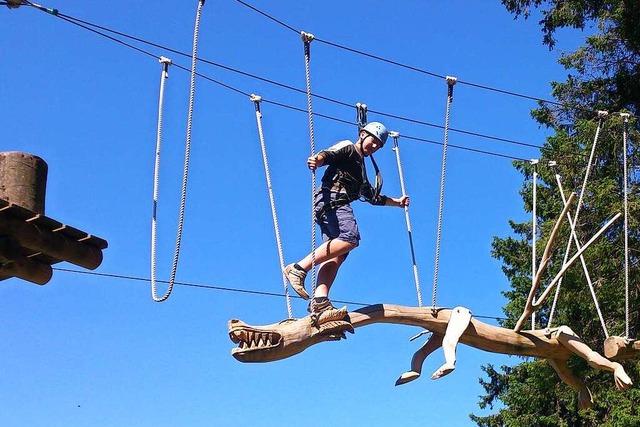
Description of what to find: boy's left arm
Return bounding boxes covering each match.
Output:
[384,195,410,207]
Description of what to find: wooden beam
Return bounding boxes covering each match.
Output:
[0,255,52,285]
[0,211,103,270]
[0,237,52,284]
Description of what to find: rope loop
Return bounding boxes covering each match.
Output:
[150,0,205,302]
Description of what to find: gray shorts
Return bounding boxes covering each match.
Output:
[314,189,361,245]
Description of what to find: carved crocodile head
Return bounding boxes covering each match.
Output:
[228,314,354,363]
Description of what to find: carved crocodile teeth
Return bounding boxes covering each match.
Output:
[257,336,265,347]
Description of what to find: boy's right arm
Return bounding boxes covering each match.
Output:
[307,153,325,170]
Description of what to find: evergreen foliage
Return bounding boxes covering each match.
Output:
[472,1,640,424]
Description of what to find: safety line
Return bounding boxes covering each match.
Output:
[231,0,563,107]
[21,3,544,163]
[33,9,549,153]
[21,1,605,160]
[52,267,510,322]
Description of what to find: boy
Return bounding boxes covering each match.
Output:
[285,122,410,317]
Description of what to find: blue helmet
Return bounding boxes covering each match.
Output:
[362,122,389,146]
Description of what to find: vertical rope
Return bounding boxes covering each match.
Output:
[302,31,317,307]
[531,159,538,329]
[250,95,293,319]
[391,132,423,306]
[431,76,456,310]
[151,57,172,301]
[621,113,631,338]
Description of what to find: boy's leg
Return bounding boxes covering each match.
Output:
[284,239,355,300]
[301,239,356,271]
[314,254,347,298]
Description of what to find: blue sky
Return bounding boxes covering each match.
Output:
[1,1,590,426]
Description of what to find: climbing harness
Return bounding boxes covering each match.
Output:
[301,30,319,319]
[431,76,456,311]
[149,0,205,302]
[250,94,294,319]
[391,131,423,306]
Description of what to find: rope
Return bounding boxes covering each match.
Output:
[302,31,318,310]
[150,56,173,302]
[391,132,423,306]
[545,114,610,335]
[546,162,609,337]
[531,159,538,329]
[250,94,293,319]
[431,76,456,310]
[621,113,631,338]
[150,0,205,302]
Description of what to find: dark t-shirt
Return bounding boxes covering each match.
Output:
[318,140,387,206]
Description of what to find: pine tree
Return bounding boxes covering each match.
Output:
[472,1,640,425]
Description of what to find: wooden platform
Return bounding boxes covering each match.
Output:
[0,198,108,284]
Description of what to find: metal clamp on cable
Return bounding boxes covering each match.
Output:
[301,31,315,43]
[159,56,172,78]
[356,102,368,130]
[445,75,458,100]
[390,131,400,151]
[250,94,262,113]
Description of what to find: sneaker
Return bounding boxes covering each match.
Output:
[284,263,309,300]
[307,296,334,314]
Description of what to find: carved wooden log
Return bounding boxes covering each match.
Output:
[229,305,579,363]
[0,152,47,214]
[604,336,640,360]
[350,305,575,360]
